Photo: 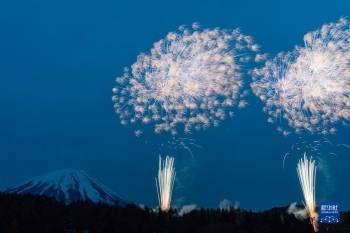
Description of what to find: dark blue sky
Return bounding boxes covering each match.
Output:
[1,0,350,210]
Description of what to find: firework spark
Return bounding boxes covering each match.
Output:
[297,154,318,232]
[156,156,176,212]
[113,23,261,136]
[251,18,350,135]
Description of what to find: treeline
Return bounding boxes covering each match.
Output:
[0,193,349,233]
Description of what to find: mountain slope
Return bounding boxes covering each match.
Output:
[5,168,127,205]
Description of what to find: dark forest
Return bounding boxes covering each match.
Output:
[0,193,349,233]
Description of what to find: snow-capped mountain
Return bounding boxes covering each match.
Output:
[5,168,127,205]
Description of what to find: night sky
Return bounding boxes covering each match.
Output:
[1,0,350,210]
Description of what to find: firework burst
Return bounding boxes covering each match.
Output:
[156,156,176,212]
[297,154,318,232]
[113,23,261,136]
[251,18,350,135]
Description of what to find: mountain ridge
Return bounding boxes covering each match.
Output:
[5,168,127,205]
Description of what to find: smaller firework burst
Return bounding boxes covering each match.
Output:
[156,156,176,212]
[251,18,350,135]
[297,154,318,232]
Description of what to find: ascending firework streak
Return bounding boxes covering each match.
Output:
[297,154,318,232]
[156,156,176,212]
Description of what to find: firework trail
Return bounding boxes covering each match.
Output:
[113,23,262,137]
[251,18,350,135]
[156,156,176,212]
[283,137,337,168]
[297,154,318,232]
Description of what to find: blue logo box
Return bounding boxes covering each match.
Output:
[319,202,340,224]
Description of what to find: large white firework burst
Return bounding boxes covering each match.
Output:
[297,154,318,232]
[251,18,350,135]
[113,23,261,136]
